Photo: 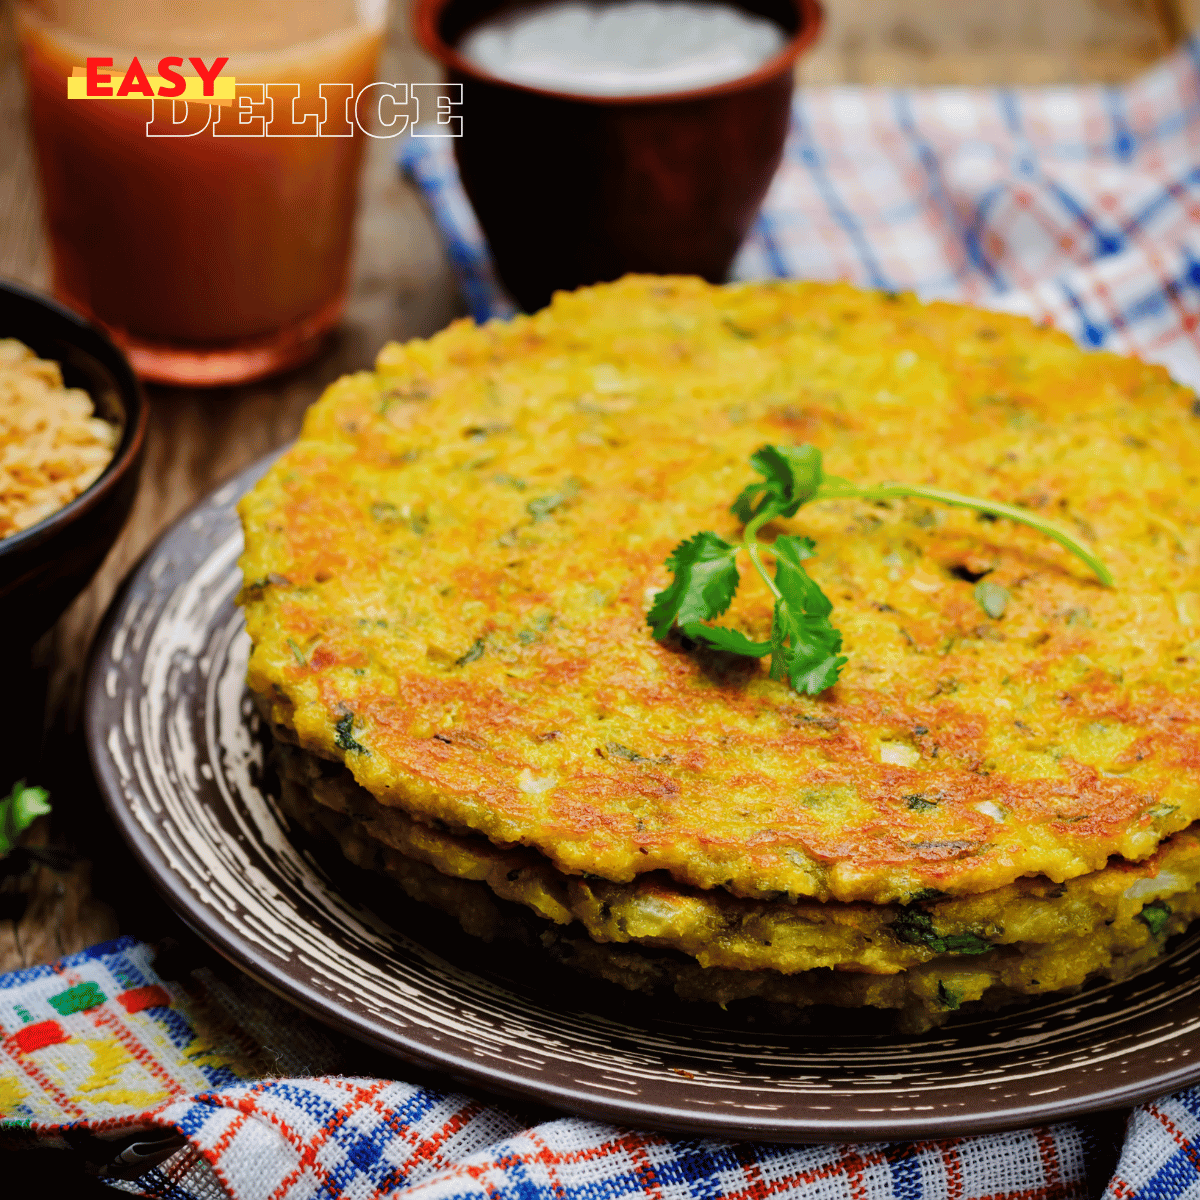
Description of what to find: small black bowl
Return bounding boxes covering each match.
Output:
[0,280,147,648]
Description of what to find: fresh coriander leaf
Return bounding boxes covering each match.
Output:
[647,532,740,639]
[334,714,368,754]
[768,598,846,694]
[773,444,825,507]
[795,656,845,695]
[680,622,770,657]
[731,484,767,524]
[0,781,51,857]
[773,640,845,696]
[974,579,1009,619]
[817,475,1113,586]
[771,535,827,610]
[732,444,825,523]
[773,533,817,563]
[767,535,847,694]
[1139,898,1171,936]
[654,437,1115,699]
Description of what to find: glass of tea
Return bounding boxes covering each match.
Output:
[16,1,387,387]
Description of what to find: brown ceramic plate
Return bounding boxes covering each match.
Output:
[86,456,1200,1142]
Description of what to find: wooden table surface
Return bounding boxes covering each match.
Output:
[0,0,1196,973]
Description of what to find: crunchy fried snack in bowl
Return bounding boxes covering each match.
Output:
[0,280,145,646]
[0,337,118,538]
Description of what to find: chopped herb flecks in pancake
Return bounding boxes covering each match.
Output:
[239,277,1200,906]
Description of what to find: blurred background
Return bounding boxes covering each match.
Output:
[0,0,1198,968]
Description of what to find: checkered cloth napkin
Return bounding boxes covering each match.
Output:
[400,36,1200,391]
[0,937,1188,1198]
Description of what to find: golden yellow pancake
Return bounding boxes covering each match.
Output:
[275,757,1198,1032]
[274,737,1200,977]
[240,277,1200,904]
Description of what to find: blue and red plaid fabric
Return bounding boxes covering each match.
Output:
[0,937,1190,1198]
[0,936,1144,1199]
[144,1080,1107,1200]
[400,36,1200,391]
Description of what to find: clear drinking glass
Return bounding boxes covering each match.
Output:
[17,1,387,386]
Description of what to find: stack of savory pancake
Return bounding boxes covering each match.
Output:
[238,277,1200,1030]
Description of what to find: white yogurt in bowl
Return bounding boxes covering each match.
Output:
[456,0,789,97]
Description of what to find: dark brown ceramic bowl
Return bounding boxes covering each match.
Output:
[0,279,147,647]
[414,0,823,311]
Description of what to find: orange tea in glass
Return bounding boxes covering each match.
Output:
[17,1,386,386]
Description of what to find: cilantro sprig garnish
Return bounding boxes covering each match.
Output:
[648,443,1112,695]
[647,444,848,694]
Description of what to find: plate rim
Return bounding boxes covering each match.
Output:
[84,454,1200,1142]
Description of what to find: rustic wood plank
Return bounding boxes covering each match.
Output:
[0,824,117,973]
[800,0,1181,85]
[1174,0,1200,32]
[0,4,49,289]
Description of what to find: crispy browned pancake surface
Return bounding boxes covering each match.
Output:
[240,277,1200,903]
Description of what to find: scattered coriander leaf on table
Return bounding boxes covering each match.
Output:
[0,780,51,857]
